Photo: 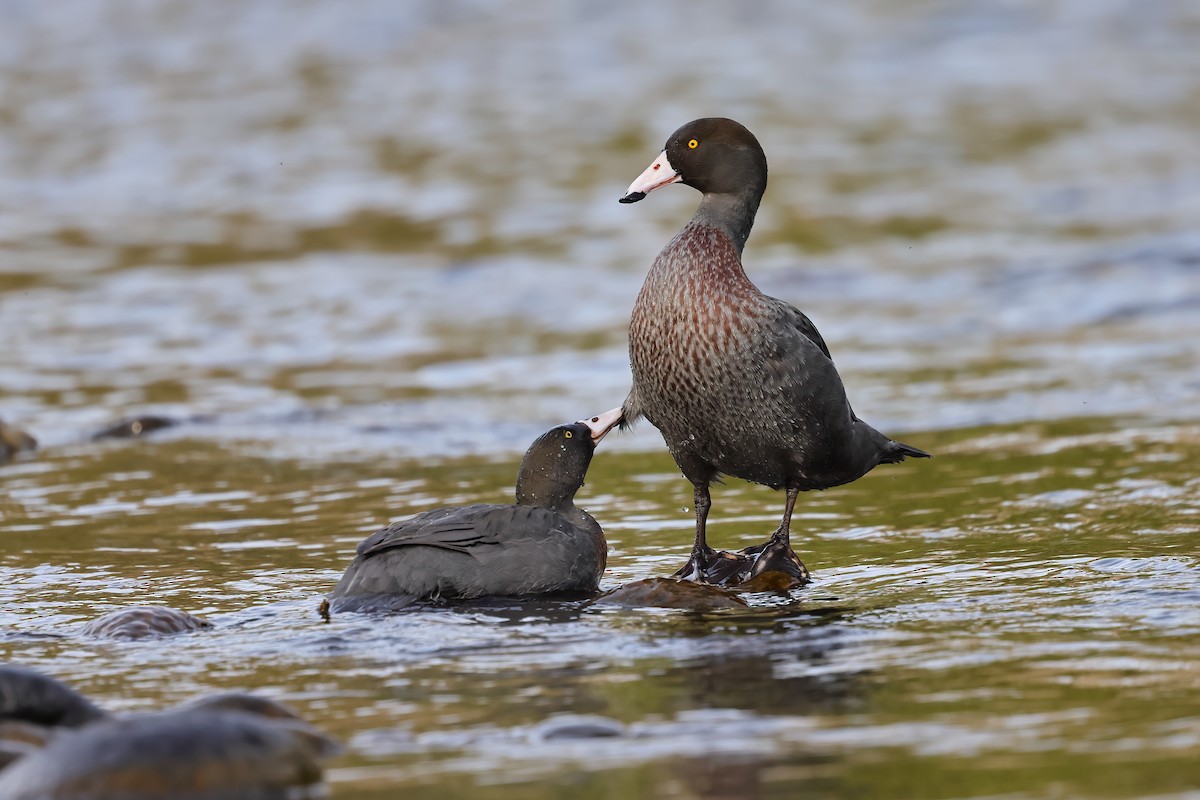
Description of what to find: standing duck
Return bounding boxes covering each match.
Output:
[619,117,931,582]
[328,411,622,612]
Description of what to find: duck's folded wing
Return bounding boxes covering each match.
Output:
[765,300,859,421]
[774,300,833,362]
[356,504,559,558]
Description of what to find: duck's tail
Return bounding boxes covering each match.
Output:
[879,438,933,464]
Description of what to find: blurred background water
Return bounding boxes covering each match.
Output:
[1,1,1198,798]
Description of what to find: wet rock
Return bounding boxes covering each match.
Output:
[0,721,54,770]
[0,665,107,729]
[0,665,339,799]
[532,714,625,741]
[594,578,749,610]
[0,721,55,750]
[179,693,307,722]
[91,415,177,440]
[81,606,212,640]
[0,665,109,773]
[0,706,340,799]
[0,420,37,465]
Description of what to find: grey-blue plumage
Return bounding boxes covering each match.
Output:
[328,421,612,612]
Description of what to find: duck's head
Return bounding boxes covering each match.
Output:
[620,117,766,203]
[515,408,622,510]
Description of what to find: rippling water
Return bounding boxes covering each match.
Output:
[2,1,1199,798]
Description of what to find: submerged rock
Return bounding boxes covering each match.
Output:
[82,606,212,640]
[594,578,749,610]
[532,714,625,741]
[91,415,178,440]
[0,420,37,465]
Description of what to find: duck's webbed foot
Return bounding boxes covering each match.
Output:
[733,536,810,591]
[671,545,746,585]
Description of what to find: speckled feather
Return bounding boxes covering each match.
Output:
[623,120,928,496]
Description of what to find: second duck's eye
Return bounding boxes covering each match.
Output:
[564,430,573,439]
[688,139,699,149]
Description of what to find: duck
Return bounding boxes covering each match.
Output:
[618,117,931,582]
[327,410,623,612]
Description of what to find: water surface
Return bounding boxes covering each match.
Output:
[2,1,1199,798]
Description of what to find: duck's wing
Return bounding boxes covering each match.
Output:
[774,299,833,362]
[355,504,559,558]
[763,298,859,421]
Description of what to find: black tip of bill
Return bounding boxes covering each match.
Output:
[619,192,646,204]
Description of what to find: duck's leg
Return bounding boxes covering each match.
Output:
[747,487,809,581]
[690,481,715,561]
[773,487,800,544]
[742,486,799,552]
[672,481,718,580]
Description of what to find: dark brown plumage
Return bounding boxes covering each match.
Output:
[328,412,621,612]
[620,118,931,581]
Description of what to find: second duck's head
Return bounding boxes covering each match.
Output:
[515,408,622,511]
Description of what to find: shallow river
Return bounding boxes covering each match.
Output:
[2,2,1199,798]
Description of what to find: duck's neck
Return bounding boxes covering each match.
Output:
[692,186,763,257]
[515,485,575,514]
[566,505,603,543]
[517,490,598,536]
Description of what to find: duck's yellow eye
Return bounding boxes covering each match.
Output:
[564,430,573,439]
[688,139,699,149]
